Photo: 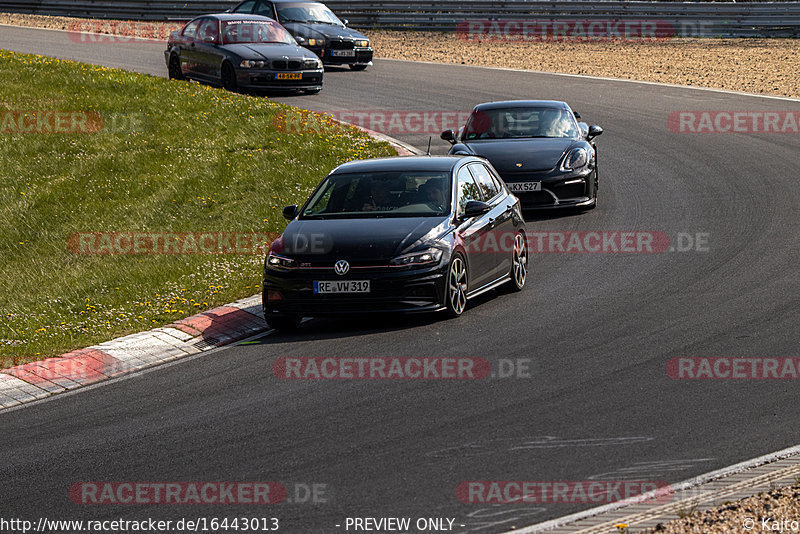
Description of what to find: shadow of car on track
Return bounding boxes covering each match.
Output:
[522,206,597,222]
[254,289,517,344]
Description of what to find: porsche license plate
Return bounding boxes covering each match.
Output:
[314,280,370,294]
[276,72,302,80]
[507,181,542,192]
[331,50,356,57]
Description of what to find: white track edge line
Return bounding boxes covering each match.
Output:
[504,442,800,533]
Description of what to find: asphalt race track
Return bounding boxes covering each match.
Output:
[1,24,799,533]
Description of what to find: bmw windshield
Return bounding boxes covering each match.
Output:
[301,171,452,219]
[277,3,343,26]
[463,107,580,140]
[221,20,296,45]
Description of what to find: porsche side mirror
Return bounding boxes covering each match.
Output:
[587,125,603,139]
[464,200,491,218]
[440,129,456,144]
[283,205,299,220]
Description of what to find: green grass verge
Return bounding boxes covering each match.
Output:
[0,49,395,365]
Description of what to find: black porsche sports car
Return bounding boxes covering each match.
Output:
[442,100,603,210]
[229,0,373,70]
[165,14,323,93]
[262,156,528,331]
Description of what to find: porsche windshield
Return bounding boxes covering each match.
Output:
[277,3,343,25]
[463,107,580,140]
[302,171,452,219]
[221,20,296,44]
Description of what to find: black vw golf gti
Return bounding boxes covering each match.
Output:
[262,156,528,331]
[442,100,603,210]
[165,14,323,93]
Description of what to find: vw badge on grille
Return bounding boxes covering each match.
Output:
[334,260,350,275]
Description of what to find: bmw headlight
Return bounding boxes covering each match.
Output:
[307,38,325,47]
[390,248,443,268]
[355,39,369,47]
[304,57,322,69]
[561,147,590,171]
[240,60,266,69]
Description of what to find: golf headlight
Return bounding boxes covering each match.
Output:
[267,251,298,271]
[355,39,369,47]
[390,248,443,267]
[307,38,325,47]
[561,147,589,171]
[304,58,322,69]
[240,60,265,69]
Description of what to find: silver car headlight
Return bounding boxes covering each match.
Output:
[240,60,265,69]
[304,58,322,69]
[561,147,589,171]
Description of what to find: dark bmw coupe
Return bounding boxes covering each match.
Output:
[165,14,323,93]
[442,100,603,210]
[230,0,373,69]
[262,156,528,331]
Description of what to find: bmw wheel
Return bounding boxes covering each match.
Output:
[168,54,184,80]
[221,62,238,92]
[445,253,468,318]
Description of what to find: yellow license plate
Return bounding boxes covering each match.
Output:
[276,73,302,80]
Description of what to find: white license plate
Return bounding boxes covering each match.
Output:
[507,181,542,192]
[314,280,370,294]
[331,49,356,57]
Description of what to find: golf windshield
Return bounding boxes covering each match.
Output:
[302,171,452,218]
[221,20,296,44]
[463,107,580,140]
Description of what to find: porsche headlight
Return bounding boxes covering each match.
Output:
[390,248,443,268]
[561,147,589,171]
[355,39,369,47]
[307,38,325,47]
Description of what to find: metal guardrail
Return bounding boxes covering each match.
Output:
[1,1,799,36]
